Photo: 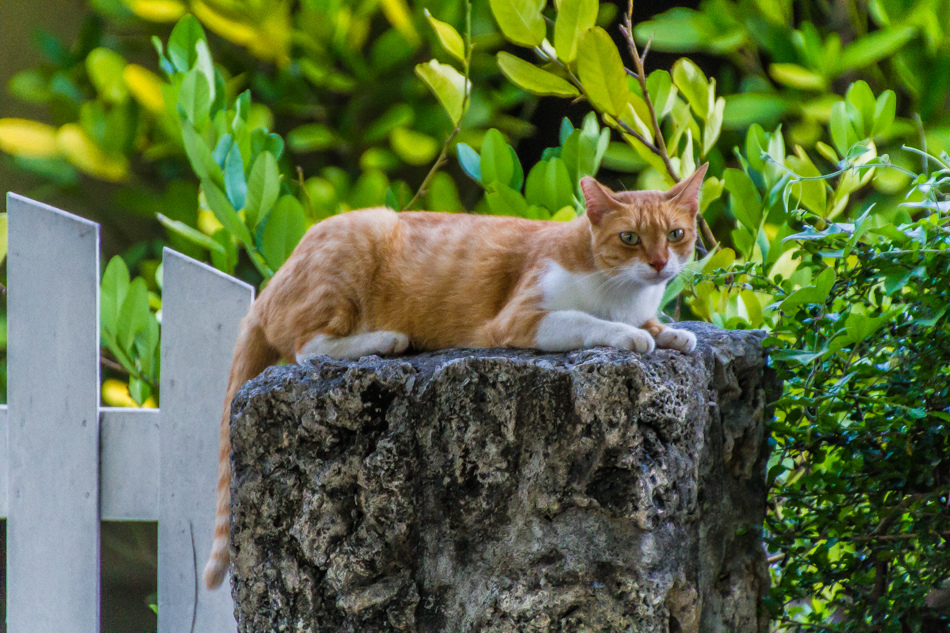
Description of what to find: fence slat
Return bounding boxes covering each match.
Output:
[6,193,101,633]
[0,405,7,518]
[101,408,160,521]
[159,249,253,633]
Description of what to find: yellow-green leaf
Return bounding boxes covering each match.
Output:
[0,213,7,265]
[786,147,827,215]
[56,123,128,181]
[672,58,710,120]
[769,63,827,91]
[391,127,439,165]
[0,118,59,158]
[123,64,166,114]
[554,0,597,63]
[489,0,546,48]
[126,0,186,22]
[837,26,916,73]
[424,9,466,64]
[497,52,580,97]
[551,206,578,221]
[415,60,467,123]
[577,27,628,116]
[86,47,129,104]
[379,0,421,47]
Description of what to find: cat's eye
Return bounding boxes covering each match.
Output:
[668,228,685,242]
[619,232,640,245]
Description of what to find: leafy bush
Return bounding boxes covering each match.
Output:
[2,0,950,629]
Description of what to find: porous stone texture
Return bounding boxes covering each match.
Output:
[229,322,778,633]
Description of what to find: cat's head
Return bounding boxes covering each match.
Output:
[580,164,707,285]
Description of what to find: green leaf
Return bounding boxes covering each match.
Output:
[194,39,216,104]
[168,15,208,73]
[0,213,7,265]
[364,104,415,143]
[391,127,439,165]
[497,52,580,97]
[554,0,598,63]
[245,151,281,228]
[672,58,710,120]
[118,277,150,355]
[830,100,860,156]
[550,206,578,221]
[480,129,515,187]
[545,157,574,211]
[703,97,725,156]
[507,145,525,191]
[722,94,789,129]
[204,179,252,247]
[179,119,223,188]
[86,47,128,103]
[177,69,211,129]
[223,142,246,211]
[456,143,482,182]
[633,9,711,52]
[210,227,238,275]
[260,195,307,269]
[871,90,896,137]
[768,63,826,91]
[287,124,335,153]
[846,81,876,138]
[415,60,467,123]
[577,27,629,117]
[724,168,763,231]
[486,182,529,216]
[488,0,546,47]
[559,118,575,145]
[424,9,466,64]
[786,151,827,215]
[646,70,677,118]
[100,255,130,343]
[837,26,916,74]
[780,267,836,312]
[157,213,227,254]
[561,128,597,185]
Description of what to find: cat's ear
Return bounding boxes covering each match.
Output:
[665,163,708,215]
[580,177,620,225]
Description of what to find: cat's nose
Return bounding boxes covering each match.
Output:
[649,258,667,272]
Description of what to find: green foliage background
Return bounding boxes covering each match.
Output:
[0,0,948,630]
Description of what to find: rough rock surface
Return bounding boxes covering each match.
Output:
[229,322,778,633]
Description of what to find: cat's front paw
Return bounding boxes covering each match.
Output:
[604,325,655,354]
[364,331,410,356]
[654,327,697,353]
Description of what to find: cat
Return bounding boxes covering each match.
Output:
[202,163,708,589]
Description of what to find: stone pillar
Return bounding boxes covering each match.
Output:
[229,323,777,633]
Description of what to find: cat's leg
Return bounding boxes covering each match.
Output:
[534,310,655,353]
[642,318,697,353]
[295,331,410,362]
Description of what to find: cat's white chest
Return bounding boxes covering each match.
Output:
[538,261,665,326]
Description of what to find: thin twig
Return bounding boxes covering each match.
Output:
[100,354,128,375]
[619,0,718,252]
[404,2,473,211]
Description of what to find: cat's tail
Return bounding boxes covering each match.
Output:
[203,310,280,590]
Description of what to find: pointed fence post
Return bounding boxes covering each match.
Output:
[158,249,253,633]
[5,194,102,633]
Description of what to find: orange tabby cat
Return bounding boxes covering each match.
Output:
[202,164,708,589]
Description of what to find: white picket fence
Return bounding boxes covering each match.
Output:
[0,193,254,632]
